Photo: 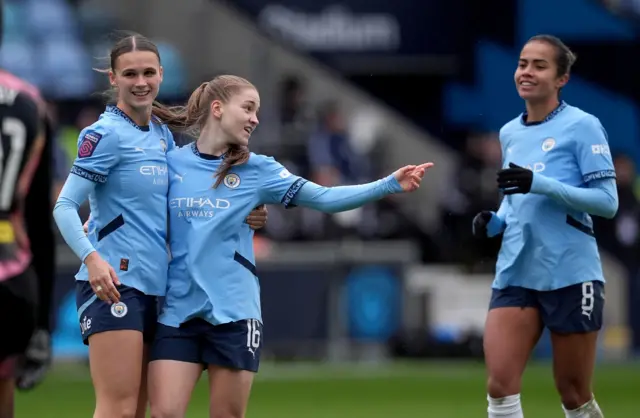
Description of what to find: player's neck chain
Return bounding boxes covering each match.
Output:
[191,142,226,161]
[521,100,567,126]
[106,105,150,132]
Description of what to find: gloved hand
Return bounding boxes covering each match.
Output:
[497,163,533,195]
[16,329,51,391]
[472,211,495,238]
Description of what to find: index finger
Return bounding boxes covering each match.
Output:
[101,279,120,304]
[417,162,434,170]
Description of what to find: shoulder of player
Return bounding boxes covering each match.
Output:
[246,152,290,172]
[246,152,275,167]
[151,113,165,126]
[150,114,172,137]
[498,115,522,144]
[78,118,121,147]
[0,70,44,107]
[9,91,40,118]
[563,105,602,130]
[560,106,605,146]
[166,142,192,161]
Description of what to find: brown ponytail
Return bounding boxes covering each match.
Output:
[151,82,210,135]
[213,145,250,188]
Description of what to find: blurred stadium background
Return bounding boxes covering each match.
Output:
[5,0,640,416]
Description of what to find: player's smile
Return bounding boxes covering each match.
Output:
[517,78,538,96]
[132,89,151,97]
[131,89,152,104]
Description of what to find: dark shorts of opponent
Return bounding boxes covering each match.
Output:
[151,318,263,373]
[0,268,37,378]
[76,281,158,345]
[490,281,604,333]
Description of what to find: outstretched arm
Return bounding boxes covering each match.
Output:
[292,164,432,213]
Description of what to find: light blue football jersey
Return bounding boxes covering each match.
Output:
[160,143,307,327]
[494,102,616,291]
[72,106,175,296]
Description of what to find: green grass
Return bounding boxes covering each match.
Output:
[16,360,640,417]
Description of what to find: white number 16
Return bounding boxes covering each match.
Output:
[246,319,261,351]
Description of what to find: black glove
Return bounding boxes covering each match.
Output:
[497,163,533,195]
[16,329,51,391]
[472,211,494,238]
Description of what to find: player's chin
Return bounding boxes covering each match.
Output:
[516,88,541,101]
[129,93,155,108]
[234,134,250,147]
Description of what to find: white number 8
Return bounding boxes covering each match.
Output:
[581,281,594,313]
[246,319,261,350]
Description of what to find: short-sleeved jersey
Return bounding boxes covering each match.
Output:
[0,75,44,281]
[159,143,306,327]
[494,102,615,291]
[72,106,176,296]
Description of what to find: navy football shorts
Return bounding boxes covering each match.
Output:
[150,318,262,373]
[75,281,158,345]
[489,281,604,333]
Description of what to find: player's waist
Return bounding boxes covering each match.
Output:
[161,298,262,326]
[493,274,604,291]
[506,214,594,236]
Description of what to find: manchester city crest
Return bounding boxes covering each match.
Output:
[110,302,128,318]
[223,173,241,189]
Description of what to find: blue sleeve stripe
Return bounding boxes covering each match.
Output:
[281,178,308,208]
[71,165,107,184]
[583,170,616,183]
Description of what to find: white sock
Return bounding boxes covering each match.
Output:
[488,394,524,417]
[563,397,604,417]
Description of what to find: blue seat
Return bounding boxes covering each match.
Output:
[24,0,79,42]
[156,42,188,99]
[39,40,95,98]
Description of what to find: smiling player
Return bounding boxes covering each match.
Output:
[472,35,617,418]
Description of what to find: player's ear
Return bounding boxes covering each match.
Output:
[158,66,164,84]
[211,100,223,119]
[556,73,569,90]
[108,70,117,88]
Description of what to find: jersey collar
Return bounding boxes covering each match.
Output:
[191,142,225,160]
[106,105,150,131]
[520,101,567,126]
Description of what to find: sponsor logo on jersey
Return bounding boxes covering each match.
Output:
[170,197,231,218]
[591,144,611,155]
[524,162,546,173]
[80,316,92,334]
[279,169,291,179]
[139,164,168,185]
